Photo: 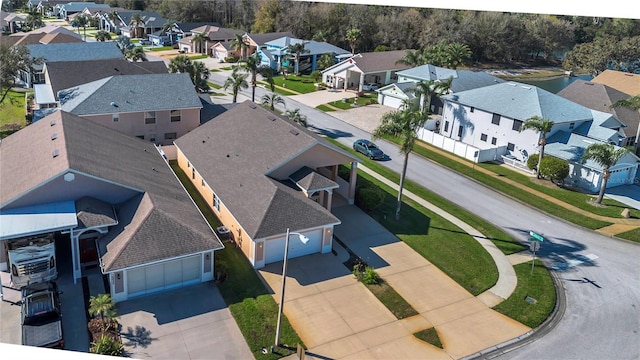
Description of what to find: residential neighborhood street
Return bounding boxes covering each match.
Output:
[206,72,640,360]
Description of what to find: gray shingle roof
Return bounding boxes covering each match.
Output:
[45,59,167,97]
[442,82,594,123]
[75,196,117,229]
[266,37,350,57]
[246,32,296,46]
[26,42,122,63]
[397,64,458,81]
[346,50,410,73]
[289,166,338,192]
[545,132,639,171]
[174,101,354,239]
[59,73,202,115]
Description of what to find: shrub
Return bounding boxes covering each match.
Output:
[353,264,380,285]
[527,155,539,170]
[91,335,124,356]
[224,56,239,63]
[356,186,385,211]
[311,70,322,83]
[337,165,350,181]
[539,156,570,184]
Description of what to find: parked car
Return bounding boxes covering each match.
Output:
[139,39,151,45]
[353,139,385,160]
[20,281,64,349]
[362,83,379,91]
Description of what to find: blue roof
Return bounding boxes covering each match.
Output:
[60,2,109,12]
[265,37,349,56]
[545,132,637,171]
[442,82,594,123]
[397,64,458,81]
[0,200,77,240]
[26,42,122,63]
[572,110,625,143]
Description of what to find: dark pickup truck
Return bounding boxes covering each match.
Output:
[20,281,64,348]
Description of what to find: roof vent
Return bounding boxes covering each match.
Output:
[110,102,118,107]
[289,129,299,136]
[51,133,58,140]
[52,149,60,158]
[50,119,56,126]
[520,85,531,90]
[507,83,517,86]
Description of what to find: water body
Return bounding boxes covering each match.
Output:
[515,74,593,93]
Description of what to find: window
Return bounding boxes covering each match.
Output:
[136,135,144,139]
[491,137,497,145]
[480,133,488,142]
[457,125,463,137]
[444,121,449,132]
[171,109,181,122]
[470,107,475,113]
[569,122,575,130]
[512,119,523,131]
[213,194,220,211]
[144,111,156,124]
[507,142,515,151]
[187,161,191,168]
[164,132,177,140]
[112,114,119,122]
[492,113,501,125]
[192,168,195,179]
[201,179,205,187]
[149,134,156,142]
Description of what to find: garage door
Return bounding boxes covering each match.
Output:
[127,255,202,296]
[264,229,322,264]
[381,95,404,109]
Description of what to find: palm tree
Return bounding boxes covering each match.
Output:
[95,30,111,42]
[89,294,116,331]
[224,68,249,103]
[519,116,555,178]
[287,41,309,75]
[317,53,335,70]
[115,35,133,54]
[611,96,640,110]
[192,32,209,55]
[396,49,424,67]
[238,53,261,102]
[410,77,453,115]
[191,61,210,93]
[373,108,427,220]
[258,65,276,92]
[70,14,89,41]
[285,108,307,127]
[125,47,147,62]
[129,13,145,39]
[445,42,472,70]
[230,33,248,59]
[580,143,629,204]
[168,54,193,74]
[161,21,177,45]
[26,7,43,31]
[262,92,285,111]
[106,10,119,32]
[345,28,362,55]
[312,30,329,42]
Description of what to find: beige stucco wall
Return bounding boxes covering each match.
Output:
[82,108,200,146]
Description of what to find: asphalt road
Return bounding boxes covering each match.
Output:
[208,73,640,360]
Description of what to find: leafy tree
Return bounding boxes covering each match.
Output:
[191,61,210,93]
[90,335,123,356]
[95,30,111,42]
[312,30,330,42]
[238,53,260,102]
[580,143,629,204]
[224,68,248,103]
[310,70,322,83]
[285,108,307,127]
[611,96,640,110]
[346,28,362,54]
[563,35,640,75]
[421,41,449,67]
[539,156,570,185]
[25,7,43,30]
[261,92,285,111]
[316,53,335,70]
[373,45,391,52]
[125,47,147,62]
[527,154,540,171]
[287,41,310,75]
[520,116,555,179]
[373,108,427,220]
[258,65,276,92]
[0,44,43,105]
[192,32,209,55]
[396,49,423,67]
[230,33,248,59]
[114,35,134,54]
[252,0,281,33]
[130,13,145,39]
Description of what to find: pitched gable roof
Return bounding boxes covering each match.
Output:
[592,70,640,96]
[174,101,351,239]
[245,31,296,46]
[59,73,201,115]
[344,50,410,73]
[26,41,122,63]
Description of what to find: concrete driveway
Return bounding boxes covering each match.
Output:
[322,103,393,134]
[116,282,252,360]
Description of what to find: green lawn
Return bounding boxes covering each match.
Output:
[493,260,556,328]
[207,81,222,90]
[0,90,27,139]
[256,81,298,96]
[189,54,209,60]
[272,75,317,94]
[149,46,174,51]
[414,328,443,348]
[169,161,303,358]
[363,280,418,319]
[315,104,335,112]
[617,227,640,242]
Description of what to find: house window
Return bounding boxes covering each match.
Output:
[569,122,575,130]
[480,133,488,142]
[491,137,497,145]
[444,121,449,132]
[492,113,501,125]
[187,161,191,168]
[171,109,181,122]
[213,194,220,211]
[470,107,475,113]
[201,179,205,187]
[457,125,463,137]
[145,111,156,124]
[512,119,523,131]
[164,132,177,140]
[192,167,195,179]
[507,142,515,151]
[149,134,156,142]
[112,114,119,122]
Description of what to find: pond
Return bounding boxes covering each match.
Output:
[515,74,593,94]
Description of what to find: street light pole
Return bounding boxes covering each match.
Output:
[274,228,309,350]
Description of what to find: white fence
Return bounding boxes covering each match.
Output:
[416,128,506,163]
[501,155,535,175]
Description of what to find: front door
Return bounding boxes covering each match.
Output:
[79,237,99,264]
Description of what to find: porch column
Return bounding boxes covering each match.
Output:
[348,161,357,205]
[325,189,333,211]
[331,164,338,181]
[70,229,80,284]
[358,72,365,93]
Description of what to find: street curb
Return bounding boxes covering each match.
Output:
[460,268,567,360]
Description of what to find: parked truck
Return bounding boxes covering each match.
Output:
[7,233,58,288]
[20,281,64,348]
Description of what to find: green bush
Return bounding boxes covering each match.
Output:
[353,264,380,285]
[539,156,570,184]
[90,335,124,356]
[356,186,385,211]
[224,56,239,63]
[527,155,539,170]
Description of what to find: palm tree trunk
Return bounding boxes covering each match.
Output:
[536,151,543,179]
[395,152,410,221]
[597,171,609,204]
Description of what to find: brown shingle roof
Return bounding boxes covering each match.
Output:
[592,70,640,96]
[347,50,411,74]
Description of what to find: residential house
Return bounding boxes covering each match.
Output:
[173,101,359,269]
[22,42,123,87]
[321,50,410,92]
[8,23,83,40]
[146,22,218,46]
[55,2,109,19]
[436,81,636,190]
[95,8,137,34]
[58,73,202,146]
[592,70,640,97]
[258,36,351,74]
[5,31,82,47]
[0,110,223,302]
[242,31,296,57]
[119,11,168,39]
[376,64,505,111]
[2,12,27,33]
[177,25,244,55]
[558,79,639,149]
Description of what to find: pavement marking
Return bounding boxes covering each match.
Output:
[551,253,598,270]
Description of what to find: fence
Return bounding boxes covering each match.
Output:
[416,128,506,163]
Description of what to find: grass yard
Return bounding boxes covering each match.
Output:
[493,260,556,328]
[149,46,174,51]
[616,227,640,242]
[414,328,443,349]
[257,81,298,96]
[315,104,336,112]
[0,90,27,138]
[207,81,222,90]
[363,279,418,319]
[189,54,209,60]
[272,75,317,94]
[169,161,303,358]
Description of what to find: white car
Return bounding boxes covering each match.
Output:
[362,83,379,91]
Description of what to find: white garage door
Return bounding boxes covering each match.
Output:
[127,254,202,296]
[264,229,322,264]
[381,95,404,109]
